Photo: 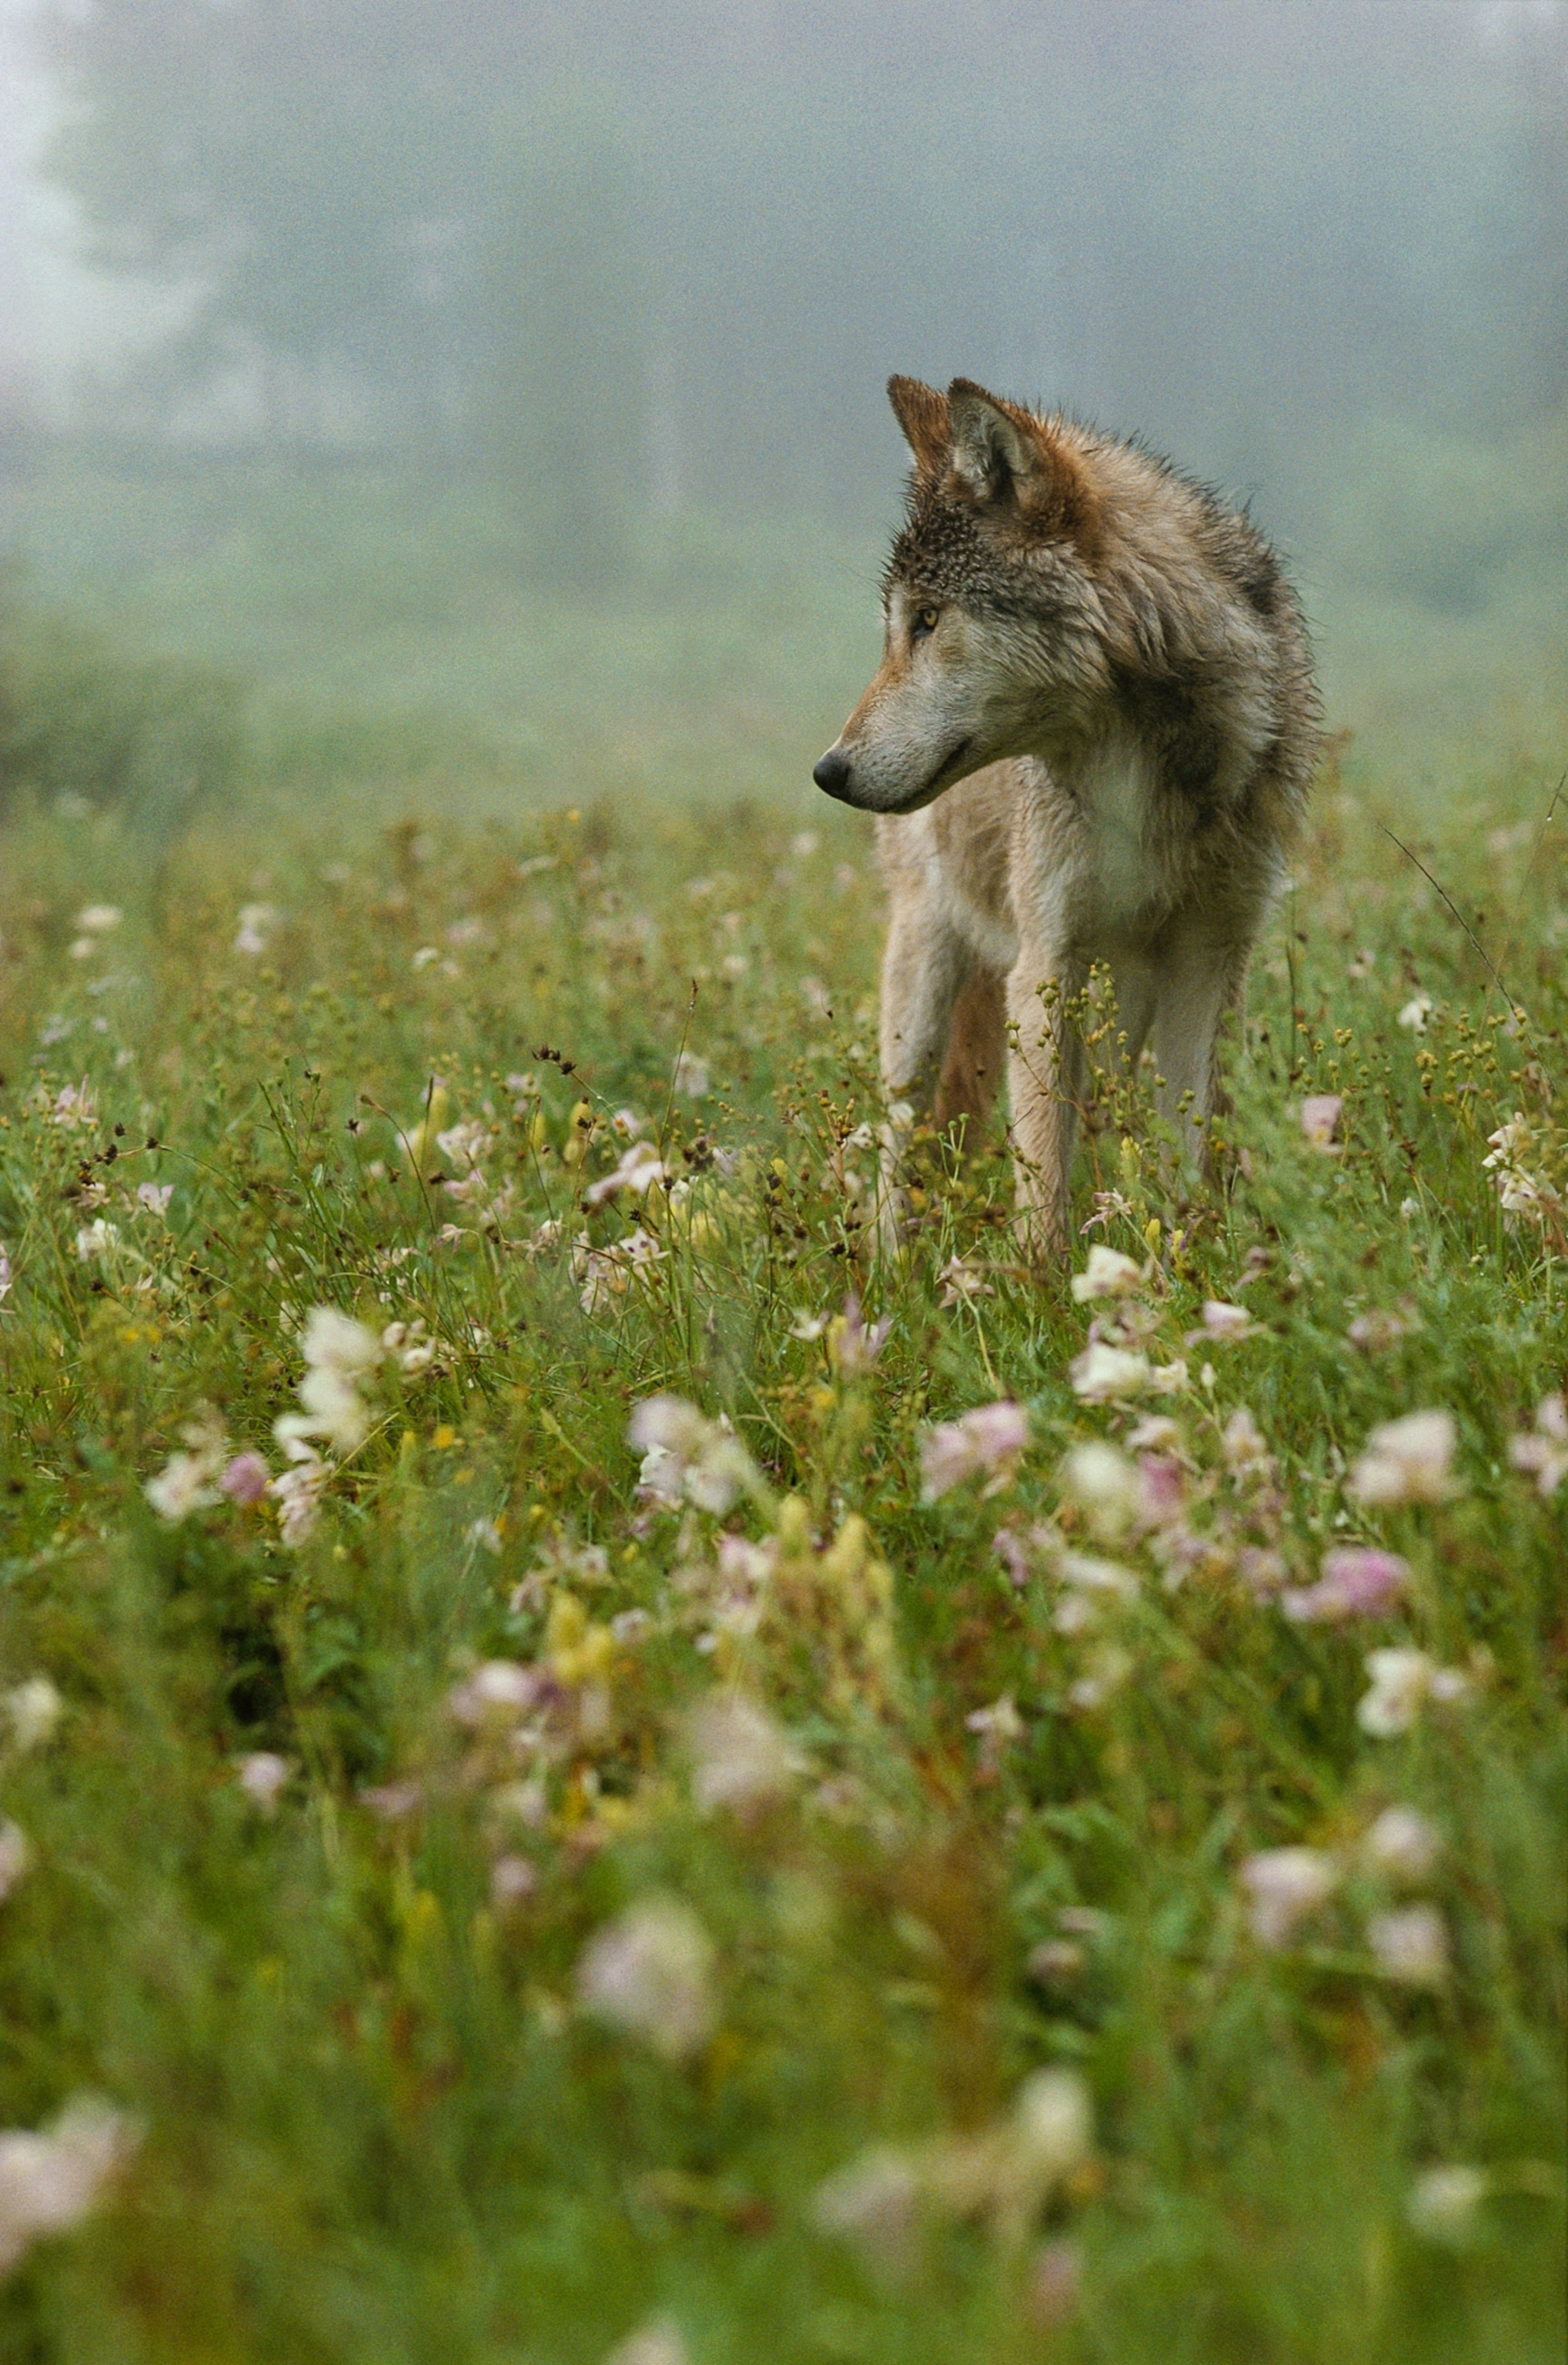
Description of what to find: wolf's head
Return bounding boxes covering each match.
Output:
[814,376,1109,815]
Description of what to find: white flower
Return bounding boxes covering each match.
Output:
[1197,1300,1252,1342]
[234,902,278,955]
[74,905,122,935]
[1348,1409,1456,1507]
[0,1246,10,1303]
[1509,1394,1568,1497]
[1221,1405,1272,1477]
[1070,1246,1145,1303]
[1359,1806,1442,1888]
[1406,2165,1487,2246]
[1009,2067,1093,2193]
[920,1401,1029,1500]
[813,2147,923,2276]
[577,1898,717,2062]
[447,1661,539,1728]
[144,1407,229,1521]
[267,1436,329,1546]
[5,1680,62,1754]
[134,1182,173,1216]
[0,1823,31,1904]
[237,1753,289,1815]
[671,1052,710,1099]
[74,1219,120,1263]
[583,1141,671,1207]
[603,2317,690,2365]
[1368,1903,1449,1986]
[1238,1847,1339,1948]
[627,1394,759,1515]
[276,1308,382,1457]
[1058,1440,1141,1540]
[937,1253,994,1307]
[575,1227,664,1313]
[1397,993,1433,1034]
[1482,1115,1556,1226]
[1356,1648,1443,1737]
[1052,1553,1138,1632]
[0,2097,139,2274]
[688,1692,807,1815]
[1299,1093,1342,1149]
[1068,1343,1150,1403]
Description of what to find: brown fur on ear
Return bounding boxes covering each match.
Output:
[946,379,1102,561]
[888,376,951,479]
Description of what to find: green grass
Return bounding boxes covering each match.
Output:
[0,712,1562,2363]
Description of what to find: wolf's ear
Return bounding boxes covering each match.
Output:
[947,381,1042,503]
[888,375,950,478]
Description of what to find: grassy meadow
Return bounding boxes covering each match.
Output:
[0,470,1564,2362]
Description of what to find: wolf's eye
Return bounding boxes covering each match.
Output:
[910,606,940,644]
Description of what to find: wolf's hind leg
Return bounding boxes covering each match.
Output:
[934,968,1007,1148]
[1150,924,1249,1179]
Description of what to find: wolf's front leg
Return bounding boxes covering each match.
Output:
[1005,945,1086,1263]
[875,902,975,1256]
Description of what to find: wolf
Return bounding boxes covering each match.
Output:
[813,375,1319,1262]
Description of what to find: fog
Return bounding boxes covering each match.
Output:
[3,0,1565,792]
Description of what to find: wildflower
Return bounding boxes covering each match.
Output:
[920,1400,1029,1500]
[133,1182,173,1216]
[0,1824,31,1903]
[1280,1547,1409,1624]
[937,1253,994,1307]
[827,1293,891,1378]
[145,1408,229,1520]
[1068,1343,1150,1403]
[1218,1408,1268,1477]
[687,1691,807,1815]
[574,1227,664,1313]
[1359,1806,1442,1888]
[1368,1903,1449,1987]
[672,1052,710,1098]
[74,1219,120,1263]
[50,1081,97,1129]
[490,1855,537,1907]
[447,1661,540,1729]
[577,1898,717,2062]
[1406,2165,1487,2246]
[0,2097,139,2275]
[603,2320,689,2365]
[74,904,122,935]
[966,1691,1025,1770]
[1239,1847,1339,1948]
[1052,1553,1138,1633]
[1071,1245,1145,1303]
[267,1437,329,1547]
[1482,1114,1558,1225]
[237,1753,289,1815]
[583,1141,670,1207]
[1397,993,1433,1034]
[381,1316,436,1375]
[1068,1645,1134,1710]
[1300,1094,1342,1150]
[1346,1304,1414,1353]
[813,2148,923,2277]
[1008,2068,1093,2199]
[1058,1440,1141,1540]
[1356,1647,1472,1737]
[627,1395,760,1516]
[234,902,277,955]
[0,1247,9,1303]
[1509,1395,1568,1497]
[276,1307,382,1458]
[434,1116,490,1172]
[5,1680,62,1754]
[1026,2240,1083,2330]
[1195,1300,1252,1342]
[218,1451,269,1507]
[1348,1409,1456,1507]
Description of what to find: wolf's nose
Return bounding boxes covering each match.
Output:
[813,748,854,799]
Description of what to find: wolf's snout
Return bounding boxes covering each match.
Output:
[813,748,854,800]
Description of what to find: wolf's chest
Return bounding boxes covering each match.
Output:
[1075,749,1168,931]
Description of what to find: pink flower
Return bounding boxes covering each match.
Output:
[920,1401,1030,1500]
[828,1293,891,1379]
[1300,1094,1343,1151]
[219,1452,270,1506]
[1280,1547,1409,1624]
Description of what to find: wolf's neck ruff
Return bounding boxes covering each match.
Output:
[814,373,1319,1266]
